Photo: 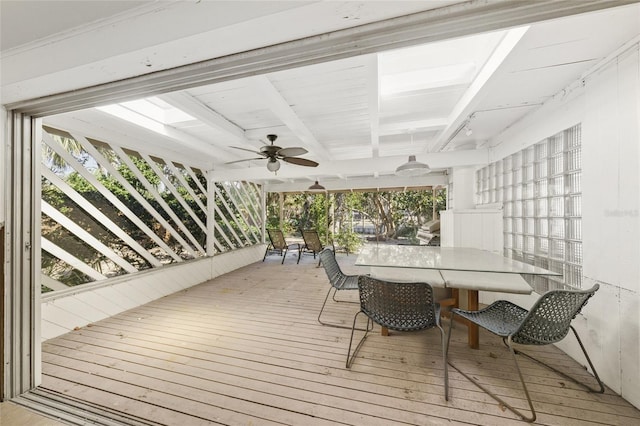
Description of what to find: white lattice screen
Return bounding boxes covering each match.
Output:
[40,126,262,293]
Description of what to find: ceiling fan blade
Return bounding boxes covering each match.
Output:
[230,146,262,155]
[225,157,265,164]
[283,157,319,167]
[277,147,307,157]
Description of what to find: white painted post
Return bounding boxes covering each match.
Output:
[207,172,216,256]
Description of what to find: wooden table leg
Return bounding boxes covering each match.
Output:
[468,289,479,349]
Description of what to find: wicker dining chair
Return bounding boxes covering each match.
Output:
[317,248,360,328]
[347,275,448,400]
[445,284,604,422]
[263,229,300,264]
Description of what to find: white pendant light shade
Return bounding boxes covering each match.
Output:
[266,158,281,172]
[395,155,430,176]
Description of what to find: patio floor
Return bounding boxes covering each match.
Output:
[27,251,640,425]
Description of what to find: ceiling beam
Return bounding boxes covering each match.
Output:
[265,174,448,193]
[367,55,380,157]
[43,114,214,170]
[249,75,330,160]
[379,118,449,136]
[429,26,530,153]
[12,0,625,116]
[244,126,289,140]
[212,148,488,182]
[159,91,260,149]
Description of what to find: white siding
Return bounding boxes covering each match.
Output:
[440,209,503,253]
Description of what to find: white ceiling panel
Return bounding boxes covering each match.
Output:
[21,2,637,185]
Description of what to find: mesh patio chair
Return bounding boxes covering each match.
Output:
[263,229,300,264]
[298,229,333,266]
[445,284,604,423]
[317,248,360,328]
[347,275,448,400]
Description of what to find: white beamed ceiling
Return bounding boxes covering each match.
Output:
[3,1,639,190]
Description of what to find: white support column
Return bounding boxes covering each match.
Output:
[432,187,437,220]
[450,166,477,210]
[207,172,216,256]
[263,186,268,243]
[278,192,284,230]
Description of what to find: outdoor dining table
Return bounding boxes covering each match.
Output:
[355,244,561,349]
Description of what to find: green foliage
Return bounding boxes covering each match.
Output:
[41,138,218,287]
[333,230,363,253]
[265,187,447,245]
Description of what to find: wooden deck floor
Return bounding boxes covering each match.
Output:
[33,252,640,425]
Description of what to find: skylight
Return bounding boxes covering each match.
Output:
[96,96,195,131]
[378,29,508,97]
[380,63,477,96]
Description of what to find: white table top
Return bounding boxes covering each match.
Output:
[355,245,561,276]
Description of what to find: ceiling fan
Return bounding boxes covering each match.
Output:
[227,134,318,172]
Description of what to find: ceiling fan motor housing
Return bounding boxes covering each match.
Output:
[260,145,281,156]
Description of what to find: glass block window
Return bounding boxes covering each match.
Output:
[476,124,582,292]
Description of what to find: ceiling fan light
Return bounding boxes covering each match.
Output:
[308,180,326,191]
[395,155,430,176]
[266,158,280,172]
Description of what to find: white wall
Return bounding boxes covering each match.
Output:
[448,166,477,209]
[484,44,640,408]
[40,245,266,341]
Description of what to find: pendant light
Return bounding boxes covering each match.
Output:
[395,132,430,176]
[395,155,430,176]
[308,180,326,191]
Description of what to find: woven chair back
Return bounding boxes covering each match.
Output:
[302,230,324,252]
[319,248,343,287]
[267,229,287,250]
[357,275,438,332]
[513,284,599,345]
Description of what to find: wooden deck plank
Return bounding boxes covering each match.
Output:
[42,360,359,426]
[36,256,640,425]
[45,331,500,425]
[40,374,256,425]
[55,320,608,416]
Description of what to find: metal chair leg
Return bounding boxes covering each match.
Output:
[332,289,358,304]
[439,324,449,401]
[447,312,535,421]
[444,312,457,401]
[512,326,605,394]
[447,345,537,422]
[262,246,270,261]
[317,287,340,327]
[346,313,372,368]
[318,287,366,330]
[450,328,604,423]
